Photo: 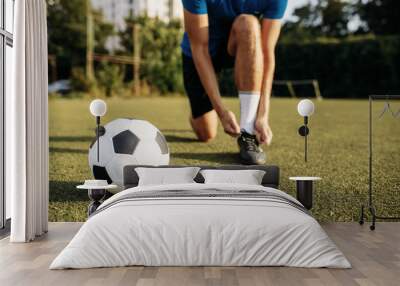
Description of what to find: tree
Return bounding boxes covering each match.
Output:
[96,62,125,97]
[282,0,352,41]
[46,0,114,79]
[319,0,352,37]
[357,0,400,35]
[281,3,320,42]
[118,16,184,94]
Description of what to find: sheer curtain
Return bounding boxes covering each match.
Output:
[8,0,49,242]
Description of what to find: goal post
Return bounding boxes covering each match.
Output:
[273,79,323,100]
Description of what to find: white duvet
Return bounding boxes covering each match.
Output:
[50,183,351,269]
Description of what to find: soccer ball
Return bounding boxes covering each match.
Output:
[88,118,170,191]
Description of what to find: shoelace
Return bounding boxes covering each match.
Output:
[242,135,258,152]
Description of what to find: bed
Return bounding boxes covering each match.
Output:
[50,165,351,269]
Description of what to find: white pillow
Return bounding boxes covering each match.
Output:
[135,167,201,186]
[200,169,266,185]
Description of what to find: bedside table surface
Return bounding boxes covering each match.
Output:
[77,184,118,190]
[289,177,321,181]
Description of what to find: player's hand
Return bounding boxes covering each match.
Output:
[255,118,273,145]
[220,110,240,137]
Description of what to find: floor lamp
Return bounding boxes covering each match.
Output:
[89,99,107,162]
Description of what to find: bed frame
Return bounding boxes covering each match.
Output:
[123,165,280,189]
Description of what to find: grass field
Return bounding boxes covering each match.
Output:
[49,96,400,222]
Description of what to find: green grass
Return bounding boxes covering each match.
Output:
[49,96,400,222]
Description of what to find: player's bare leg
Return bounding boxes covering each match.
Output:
[228,15,266,165]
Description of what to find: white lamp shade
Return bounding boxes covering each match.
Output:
[90,99,107,117]
[297,99,315,117]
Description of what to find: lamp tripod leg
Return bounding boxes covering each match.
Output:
[359,204,365,225]
[370,205,376,231]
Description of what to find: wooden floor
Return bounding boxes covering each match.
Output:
[0,223,399,286]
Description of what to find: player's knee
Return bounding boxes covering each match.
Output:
[190,111,218,142]
[196,127,217,143]
[233,15,261,38]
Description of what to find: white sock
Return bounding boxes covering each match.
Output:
[239,91,261,135]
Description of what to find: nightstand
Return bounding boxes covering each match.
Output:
[289,177,321,210]
[77,180,118,216]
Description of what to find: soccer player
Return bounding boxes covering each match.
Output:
[181,0,288,165]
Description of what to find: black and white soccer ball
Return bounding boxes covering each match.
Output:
[88,118,170,190]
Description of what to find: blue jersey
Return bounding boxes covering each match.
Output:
[181,0,288,57]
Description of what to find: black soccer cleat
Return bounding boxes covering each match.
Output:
[237,131,266,165]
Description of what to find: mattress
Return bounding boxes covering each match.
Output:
[50,183,351,269]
